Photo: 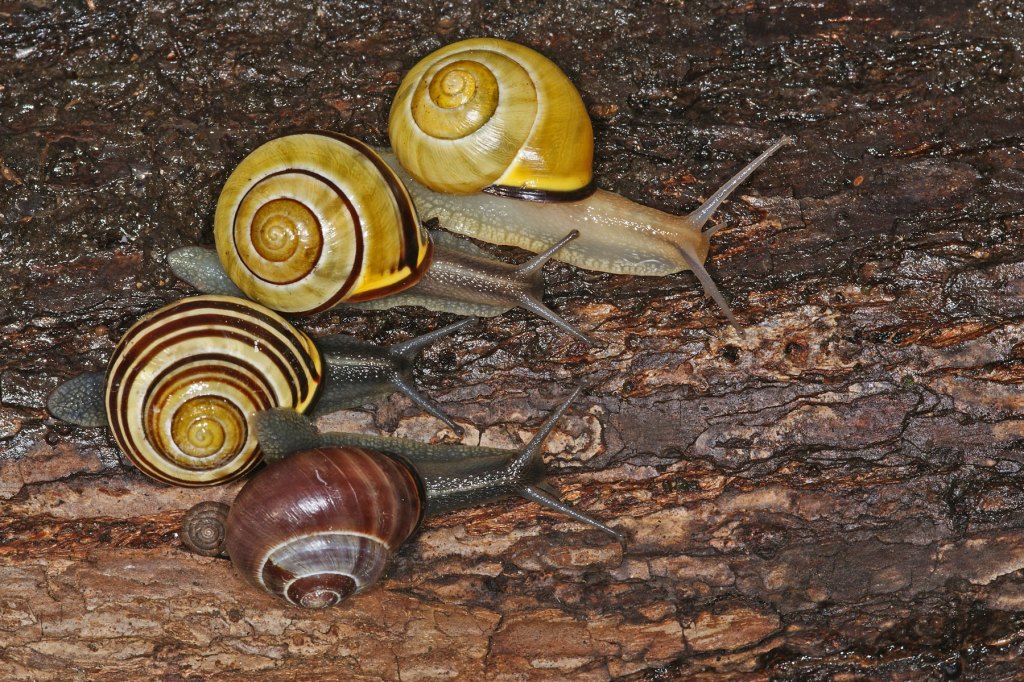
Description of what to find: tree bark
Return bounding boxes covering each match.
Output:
[2,1,1023,679]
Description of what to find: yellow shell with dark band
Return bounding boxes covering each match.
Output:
[215,132,431,314]
[105,296,323,486]
[389,38,594,199]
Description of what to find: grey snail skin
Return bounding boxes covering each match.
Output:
[46,295,476,486]
[181,385,622,608]
[310,315,477,434]
[385,37,794,329]
[168,132,597,346]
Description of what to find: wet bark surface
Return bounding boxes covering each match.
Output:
[2,0,1024,679]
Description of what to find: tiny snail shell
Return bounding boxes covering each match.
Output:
[47,295,323,486]
[169,131,596,345]
[386,37,793,329]
[183,385,622,608]
[182,501,230,557]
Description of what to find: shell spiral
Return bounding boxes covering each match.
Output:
[182,501,230,556]
[215,132,431,314]
[389,38,594,199]
[105,295,322,486]
[225,446,424,608]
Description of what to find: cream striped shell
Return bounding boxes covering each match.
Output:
[215,132,431,314]
[105,295,322,486]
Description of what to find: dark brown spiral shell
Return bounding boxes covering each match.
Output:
[225,446,424,608]
[182,501,230,556]
[105,295,322,486]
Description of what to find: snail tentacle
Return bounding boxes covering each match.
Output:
[501,385,623,541]
[508,383,586,477]
[515,229,579,278]
[675,245,741,332]
[509,230,598,347]
[167,246,246,299]
[389,317,476,434]
[518,483,625,542]
[311,319,473,434]
[668,138,796,328]
[390,316,478,359]
[389,373,464,435]
[47,371,107,428]
[686,136,794,233]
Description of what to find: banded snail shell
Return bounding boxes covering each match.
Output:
[106,295,322,486]
[215,132,432,314]
[225,446,424,608]
[389,38,594,199]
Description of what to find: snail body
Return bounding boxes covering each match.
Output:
[353,226,586,329]
[169,132,595,345]
[47,296,476,485]
[386,37,793,327]
[185,385,621,607]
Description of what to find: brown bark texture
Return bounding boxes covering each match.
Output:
[2,0,1024,680]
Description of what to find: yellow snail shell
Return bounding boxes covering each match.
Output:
[388,37,594,198]
[106,295,322,485]
[215,132,432,314]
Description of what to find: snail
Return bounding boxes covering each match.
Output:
[47,295,477,485]
[384,37,793,328]
[168,132,596,346]
[181,384,621,608]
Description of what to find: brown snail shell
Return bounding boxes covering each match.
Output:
[224,446,424,608]
[181,501,230,556]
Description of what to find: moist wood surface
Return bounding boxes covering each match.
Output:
[2,1,1023,680]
